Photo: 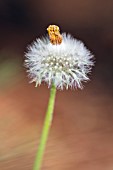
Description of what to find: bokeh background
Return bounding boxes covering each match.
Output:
[0,0,113,170]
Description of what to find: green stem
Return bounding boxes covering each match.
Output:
[33,84,56,170]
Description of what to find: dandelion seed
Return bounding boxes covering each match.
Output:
[25,25,94,89]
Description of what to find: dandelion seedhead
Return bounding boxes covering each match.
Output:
[25,25,94,90]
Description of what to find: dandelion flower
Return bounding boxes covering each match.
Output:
[25,25,95,170]
[25,25,94,90]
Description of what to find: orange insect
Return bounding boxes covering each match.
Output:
[47,25,62,45]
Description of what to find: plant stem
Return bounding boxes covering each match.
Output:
[33,84,56,170]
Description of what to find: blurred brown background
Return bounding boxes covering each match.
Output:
[0,0,113,170]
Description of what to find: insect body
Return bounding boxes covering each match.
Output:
[47,25,62,45]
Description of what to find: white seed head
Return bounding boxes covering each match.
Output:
[25,33,94,90]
